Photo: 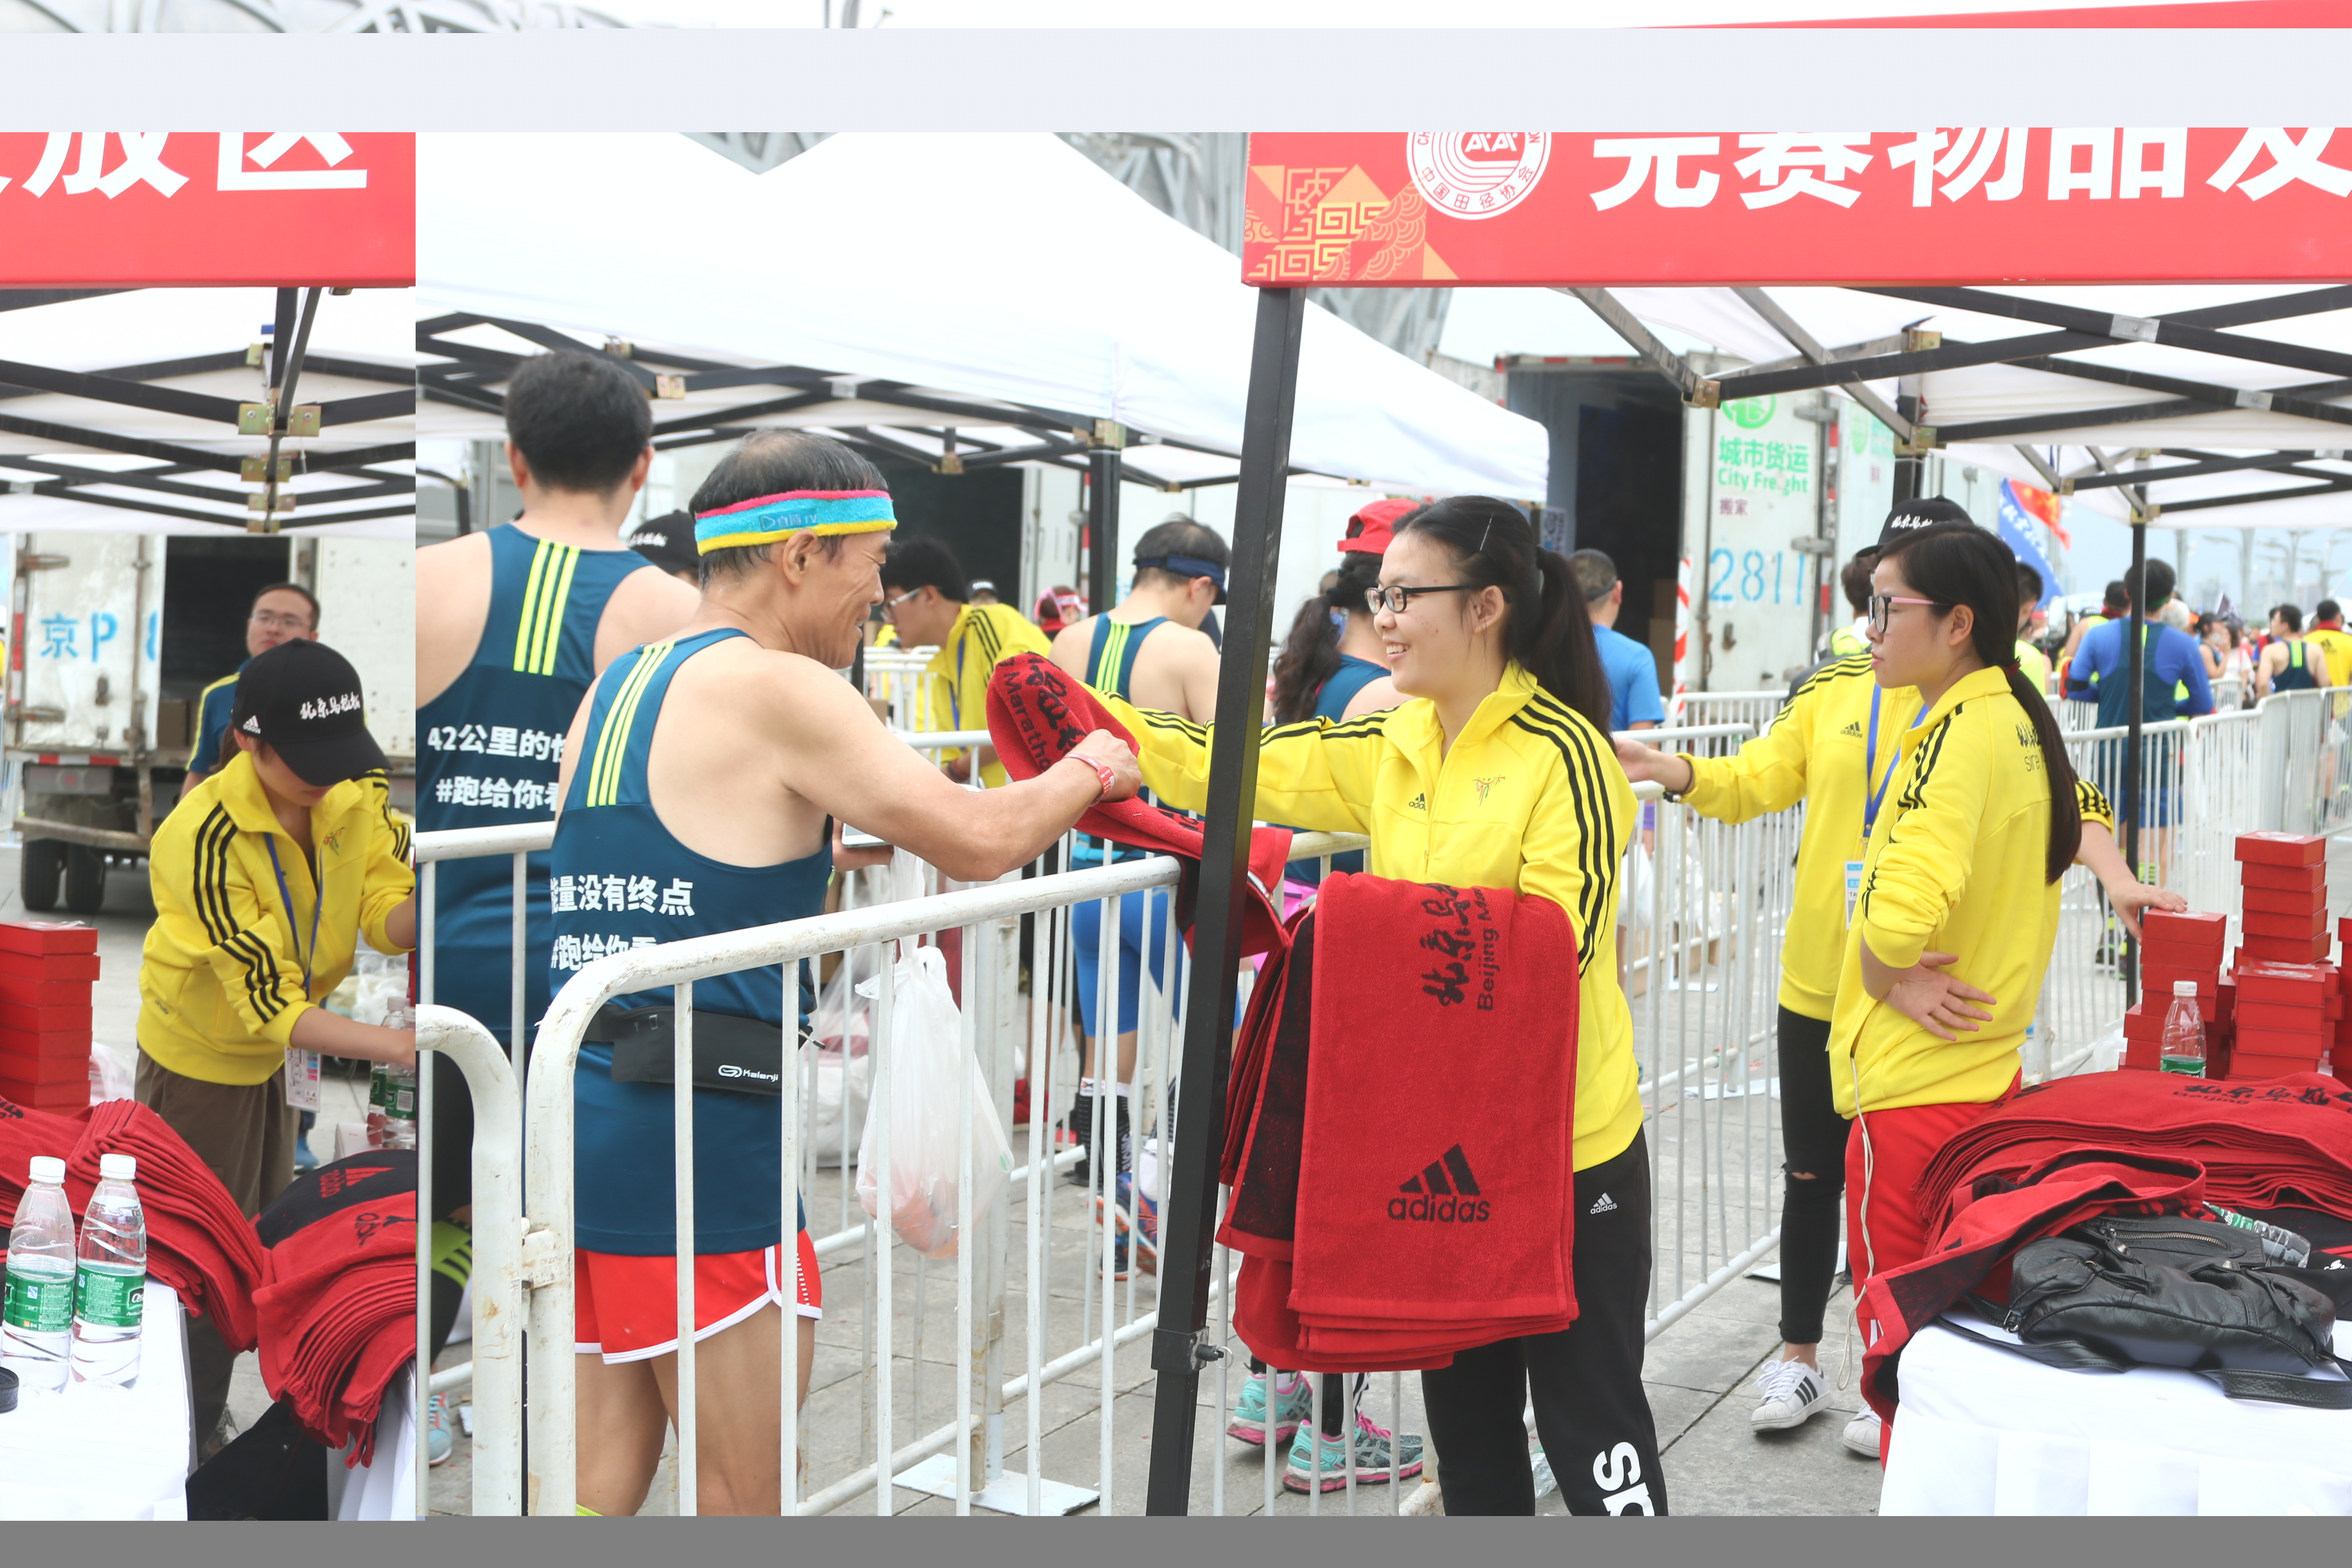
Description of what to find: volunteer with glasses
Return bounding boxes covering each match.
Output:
[877,536,1050,787]
[1617,501,2175,1463]
[182,583,322,801]
[1084,496,1664,1516]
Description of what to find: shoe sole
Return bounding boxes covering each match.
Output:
[1283,1459,1422,1494]
[1225,1419,1305,1448]
[1841,1425,1883,1458]
[1750,1397,1830,1432]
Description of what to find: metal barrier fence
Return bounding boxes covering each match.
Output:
[414,690,2343,1517]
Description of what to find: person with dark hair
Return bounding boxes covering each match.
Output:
[2056,578,2129,693]
[2306,597,2352,687]
[1569,548,1663,731]
[1830,552,1877,656]
[1832,520,2102,1459]
[2258,601,2329,695]
[879,536,1049,787]
[182,583,323,802]
[1615,501,2162,1461]
[1270,501,1409,729]
[2064,557,2211,721]
[1087,496,1658,1514]
[2012,560,2052,695]
[551,429,1138,1516]
[1045,514,1229,1200]
[415,350,701,1430]
[625,510,703,586]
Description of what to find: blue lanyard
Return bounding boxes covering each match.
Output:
[264,833,324,1001]
[1860,687,1928,844]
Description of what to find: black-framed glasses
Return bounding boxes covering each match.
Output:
[1867,592,1945,636]
[1367,582,1478,616]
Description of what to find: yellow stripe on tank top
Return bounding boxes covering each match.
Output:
[511,538,556,674]
[587,641,672,808]
[527,543,582,677]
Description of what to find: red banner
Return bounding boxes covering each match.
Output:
[1242,130,2352,288]
[0,133,413,288]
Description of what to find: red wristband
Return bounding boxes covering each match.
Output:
[1067,752,1116,802]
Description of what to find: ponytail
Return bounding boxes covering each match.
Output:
[1272,552,1383,724]
[1880,521,2082,884]
[1529,546,1613,734]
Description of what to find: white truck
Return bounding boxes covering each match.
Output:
[7,533,413,914]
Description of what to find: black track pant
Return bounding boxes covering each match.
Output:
[1418,1132,1665,1516]
[1775,1006,1854,1346]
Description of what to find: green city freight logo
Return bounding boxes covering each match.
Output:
[1723,396,1777,430]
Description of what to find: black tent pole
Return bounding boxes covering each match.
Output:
[2124,517,2146,1007]
[1088,442,1123,618]
[1144,285,1305,1516]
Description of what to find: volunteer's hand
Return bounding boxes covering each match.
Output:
[2101,876,2187,942]
[832,817,896,873]
[1612,736,1693,793]
[1883,950,1998,1042]
[1069,730,1142,803]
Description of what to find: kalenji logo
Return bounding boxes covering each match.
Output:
[1388,1143,1492,1224]
[1407,132,1550,221]
[716,1063,780,1084]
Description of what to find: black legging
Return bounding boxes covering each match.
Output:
[1775,1007,1854,1346]
[1244,1360,1361,1439]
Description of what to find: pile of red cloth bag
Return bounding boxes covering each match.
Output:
[253,1150,417,1464]
[0,1094,266,1351]
[1220,874,1582,1371]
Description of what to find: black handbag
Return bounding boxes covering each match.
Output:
[1949,1215,2352,1410]
[587,1002,801,1097]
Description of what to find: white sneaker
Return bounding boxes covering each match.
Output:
[1750,1358,1830,1432]
[1840,1407,1882,1458]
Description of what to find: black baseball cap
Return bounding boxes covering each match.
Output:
[230,639,387,788]
[626,511,700,577]
[1875,496,1976,553]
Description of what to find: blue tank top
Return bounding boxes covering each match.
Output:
[418,525,649,1047]
[2274,639,2318,692]
[554,628,832,1256]
[1285,654,1388,886]
[1072,616,1170,867]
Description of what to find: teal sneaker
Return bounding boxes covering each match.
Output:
[1283,1410,1425,1494]
[1226,1370,1312,1448]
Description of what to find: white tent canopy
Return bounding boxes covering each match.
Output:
[1609,283,2352,531]
[417,132,1547,500]
[0,288,416,540]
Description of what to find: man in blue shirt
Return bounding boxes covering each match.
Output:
[1569,549,1664,731]
[2062,558,2214,722]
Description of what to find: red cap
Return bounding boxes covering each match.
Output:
[1338,498,1419,556]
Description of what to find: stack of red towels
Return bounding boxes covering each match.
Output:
[0,1095,266,1349]
[0,920,99,1111]
[1219,874,1580,1371]
[1916,1066,2352,1236]
[254,1152,416,1462]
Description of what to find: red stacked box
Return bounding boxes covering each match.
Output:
[2229,961,2333,1080]
[2126,908,2227,1072]
[0,920,99,1110]
[2233,833,2333,964]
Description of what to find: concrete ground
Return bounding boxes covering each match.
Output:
[0,841,374,1454]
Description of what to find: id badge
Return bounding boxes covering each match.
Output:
[1844,860,1866,926]
[285,1048,321,1110]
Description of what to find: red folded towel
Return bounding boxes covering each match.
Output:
[1221,904,1308,1190]
[1218,907,1319,1263]
[1288,876,1579,1327]
[254,1152,417,1455]
[986,652,1292,959]
[1916,1069,2352,1235]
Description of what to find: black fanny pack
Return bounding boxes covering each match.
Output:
[1951,1214,2352,1409]
[588,1002,802,1097]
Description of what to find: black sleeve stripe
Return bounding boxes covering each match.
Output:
[974,615,1003,666]
[221,929,278,1021]
[2076,778,2112,821]
[192,806,239,949]
[1507,708,1622,974]
[1895,710,1958,812]
[1772,654,1873,726]
[1133,710,1210,744]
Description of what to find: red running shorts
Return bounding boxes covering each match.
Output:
[574,1231,821,1364]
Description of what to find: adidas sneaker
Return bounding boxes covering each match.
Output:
[1749,1358,1829,1433]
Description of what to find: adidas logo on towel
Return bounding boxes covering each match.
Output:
[1589,1192,1618,1216]
[1838,721,1863,737]
[1389,1143,1492,1223]
[1407,793,1427,810]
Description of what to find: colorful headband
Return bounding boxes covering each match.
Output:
[692,489,896,555]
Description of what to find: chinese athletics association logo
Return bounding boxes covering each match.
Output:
[1407,132,1549,221]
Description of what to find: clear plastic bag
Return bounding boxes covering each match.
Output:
[854,945,1011,1259]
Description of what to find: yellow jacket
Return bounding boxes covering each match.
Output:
[1828,665,2075,1116]
[2307,625,2352,688]
[2015,640,2053,697]
[138,752,415,1086]
[1095,663,1642,1172]
[1685,655,2111,1024]
[925,602,1051,788]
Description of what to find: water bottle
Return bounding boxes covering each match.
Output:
[367,1063,389,1148]
[69,1152,145,1388]
[2209,1205,2314,1267]
[2159,980,2205,1077]
[381,994,417,1151]
[1,1156,77,1394]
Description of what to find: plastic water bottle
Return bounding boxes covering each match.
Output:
[367,1063,389,1148]
[69,1152,145,1388]
[2159,980,2205,1077]
[380,994,417,1150]
[1,1157,77,1394]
